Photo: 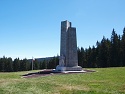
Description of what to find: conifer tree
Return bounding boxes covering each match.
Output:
[13,58,20,71]
[42,60,47,69]
[121,27,125,66]
[7,57,13,72]
[33,59,39,70]
[110,29,120,67]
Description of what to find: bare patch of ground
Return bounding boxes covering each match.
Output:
[22,69,95,78]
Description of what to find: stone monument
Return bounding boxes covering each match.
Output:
[55,20,82,71]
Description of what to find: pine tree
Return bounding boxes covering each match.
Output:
[110,29,120,67]
[0,58,2,71]
[87,47,92,67]
[3,56,7,71]
[13,58,20,71]
[7,57,13,72]
[96,41,101,67]
[33,59,39,70]
[39,61,43,69]
[52,57,57,69]
[78,47,84,67]
[55,56,59,66]
[91,46,97,67]
[21,59,30,71]
[42,60,47,69]
[121,27,125,66]
[84,48,88,68]
[106,38,111,67]
[98,37,107,67]
[0,58,4,71]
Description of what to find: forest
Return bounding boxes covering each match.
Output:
[78,28,125,68]
[0,28,125,72]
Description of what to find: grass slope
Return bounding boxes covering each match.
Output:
[0,67,125,94]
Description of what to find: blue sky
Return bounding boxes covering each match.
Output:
[0,0,125,59]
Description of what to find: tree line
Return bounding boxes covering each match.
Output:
[0,56,59,72]
[78,28,125,68]
[0,27,125,72]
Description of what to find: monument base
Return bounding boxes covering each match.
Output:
[54,65,83,72]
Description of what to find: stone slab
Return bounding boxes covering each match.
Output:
[55,65,83,72]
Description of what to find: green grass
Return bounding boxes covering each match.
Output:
[0,67,125,94]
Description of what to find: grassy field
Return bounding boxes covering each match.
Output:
[0,67,125,94]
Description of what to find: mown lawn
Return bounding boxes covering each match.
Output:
[0,67,125,94]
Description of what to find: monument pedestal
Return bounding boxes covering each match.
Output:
[55,65,82,72]
[65,66,82,71]
[55,65,66,71]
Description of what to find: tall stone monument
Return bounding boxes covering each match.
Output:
[55,20,82,71]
